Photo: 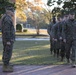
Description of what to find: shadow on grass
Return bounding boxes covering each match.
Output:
[0,41,67,65]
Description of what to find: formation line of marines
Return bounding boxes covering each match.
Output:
[47,11,76,68]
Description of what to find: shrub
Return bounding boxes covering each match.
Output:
[16,24,23,32]
[23,29,27,32]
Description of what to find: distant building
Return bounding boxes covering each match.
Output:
[26,24,30,28]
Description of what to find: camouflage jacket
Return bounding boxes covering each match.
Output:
[1,14,15,42]
[51,22,62,40]
[62,19,76,40]
[47,22,55,35]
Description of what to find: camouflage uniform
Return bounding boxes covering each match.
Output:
[62,19,76,62]
[47,22,55,54]
[51,21,65,59]
[1,14,15,65]
[51,22,60,57]
[60,21,67,60]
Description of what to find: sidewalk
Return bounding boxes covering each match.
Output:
[0,37,49,41]
[0,65,76,75]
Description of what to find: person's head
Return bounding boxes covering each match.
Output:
[69,12,75,20]
[52,16,56,24]
[5,6,15,18]
[57,15,63,22]
[63,14,69,21]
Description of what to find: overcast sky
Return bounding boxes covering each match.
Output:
[42,0,47,4]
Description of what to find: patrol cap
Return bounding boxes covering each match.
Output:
[5,6,15,12]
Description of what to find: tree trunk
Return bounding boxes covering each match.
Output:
[36,26,39,35]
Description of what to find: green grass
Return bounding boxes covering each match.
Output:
[0,41,67,65]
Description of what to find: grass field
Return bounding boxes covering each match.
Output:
[0,40,67,65]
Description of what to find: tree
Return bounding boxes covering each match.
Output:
[47,0,63,6]
[16,0,27,22]
[47,0,63,17]
[42,4,52,23]
[26,0,44,35]
[62,0,76,13]
[0,0,15,18]
[52,7,61,17]
[47,0,76,16]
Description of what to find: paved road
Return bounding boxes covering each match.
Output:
[0,65,76,75]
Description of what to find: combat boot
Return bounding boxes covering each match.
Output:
[2,64,13,72]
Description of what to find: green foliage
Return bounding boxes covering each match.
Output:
[47,0,63,17]
[47,0,76,17]
[62,0,76,13]
[23,29,27,32]
[47,0,62,6]
[47,0,55,6]
[52,7,61,16]
[0,0,15,18]
[16,24,23,32]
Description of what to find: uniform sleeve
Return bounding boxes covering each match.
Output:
[47,23,53,35]
[47,24,50,35]
[10,24,15,41]
[2,19,12,41]
[58,22,62,37]
[51,24,57,39]
[62,21,66,39]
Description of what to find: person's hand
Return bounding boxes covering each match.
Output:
[59,37,62,40]
[52,38,54,40]
[7,42,11,45]
[63,39,66,43]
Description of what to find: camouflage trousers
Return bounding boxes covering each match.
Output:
[2,41,14,65]
[53,40,65,58]
[65,39,76,61]
[49,37,55,54]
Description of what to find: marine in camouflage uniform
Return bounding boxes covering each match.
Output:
[59,15,69,61]
[62,12,76,67]
[47,16,56,54]
[51,16,64,59]
[1,6,15,72]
